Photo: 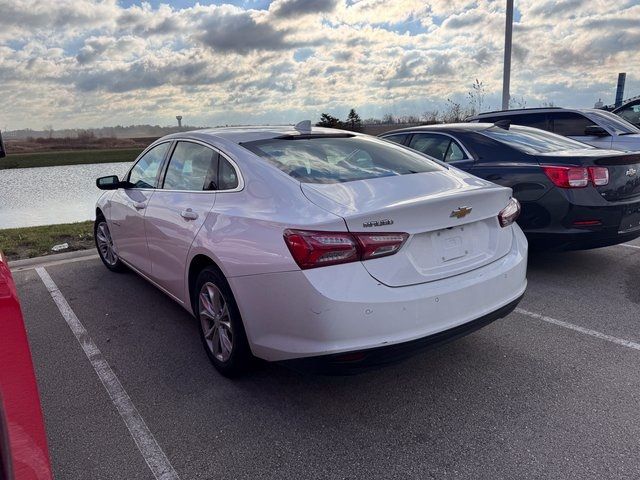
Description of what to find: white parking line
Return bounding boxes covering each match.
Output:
[36,267,180,480]
[515,308,640,352]
[620,243,640,250]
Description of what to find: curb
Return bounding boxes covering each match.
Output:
[9,249,98,271]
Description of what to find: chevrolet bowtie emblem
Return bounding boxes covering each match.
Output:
[450,206,472,219]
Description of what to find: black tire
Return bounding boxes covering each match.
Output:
[194,266,253,377]
[94,216,127,272]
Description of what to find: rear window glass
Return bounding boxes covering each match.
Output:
[480,125,593,154]
[241,136,442,184]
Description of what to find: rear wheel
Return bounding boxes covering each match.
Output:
[195,267,252,377]
[94,217,126,272]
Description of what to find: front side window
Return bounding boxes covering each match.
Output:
[550,112,596,136]
[587,109,640,134]
[128,142,170,188]
[242,135,442,184]
[163,142,219,191]
[480,125,593,154]
[616,105,640,127]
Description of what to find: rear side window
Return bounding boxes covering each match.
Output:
[550,112,595,136]
[163,142,218,191]
[242,135,442,184]
[409,134,450,160]
[383,133,409,145]
[218,157,239,190]
[128,142,170,188]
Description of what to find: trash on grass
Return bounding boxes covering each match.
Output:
[51,243,69,252]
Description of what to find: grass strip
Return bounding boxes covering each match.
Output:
[0,221,94,261]
[0,148,143,170]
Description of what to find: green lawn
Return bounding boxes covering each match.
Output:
[0,148,144,170]
[0,221,94,261]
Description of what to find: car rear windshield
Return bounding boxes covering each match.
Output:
[480,125,593,154]
[241,135,442,183]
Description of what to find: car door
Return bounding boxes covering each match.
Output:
[109,142,170,274]
[143,140,222,301]
[407,133,474,171]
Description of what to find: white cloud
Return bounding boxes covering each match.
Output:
[0,0,638,129]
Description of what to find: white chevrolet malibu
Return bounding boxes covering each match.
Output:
[95,124,527,376]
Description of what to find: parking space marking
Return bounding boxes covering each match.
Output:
[36,267,181,480]
[11,254,99,273]
[515,308,640,352]
[620,243,640,250]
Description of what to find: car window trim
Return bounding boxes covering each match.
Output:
[124,140,174,190]
[401,131,474,162]
[156,138,244,194]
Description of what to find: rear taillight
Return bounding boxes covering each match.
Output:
[498,197,520,227]
[588,167,609,186]
[541,165,609,188]
[283,229,408,269]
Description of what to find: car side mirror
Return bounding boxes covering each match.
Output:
[0,130,6,159]
[97,175,126,190]
[584,125,610,137]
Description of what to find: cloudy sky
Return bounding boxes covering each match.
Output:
[1,0,639,130]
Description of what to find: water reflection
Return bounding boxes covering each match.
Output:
[0,162,130,228]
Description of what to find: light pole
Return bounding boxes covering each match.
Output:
[501,0,514,110]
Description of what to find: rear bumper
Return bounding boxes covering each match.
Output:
[228,226,527,362]
[283,294,523,374]
[521,195,640,251]
[526,226,640,251]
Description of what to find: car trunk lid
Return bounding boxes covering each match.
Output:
[301,170,514,287]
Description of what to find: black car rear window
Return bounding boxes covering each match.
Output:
[242,135,442,184]
[480,125,594,154]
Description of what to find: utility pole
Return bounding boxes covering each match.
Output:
[501,0,514,110]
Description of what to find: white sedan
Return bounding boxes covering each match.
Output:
[95,123,528,376]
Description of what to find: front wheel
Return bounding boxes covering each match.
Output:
[94,217,127,272]
[195,267,252,377]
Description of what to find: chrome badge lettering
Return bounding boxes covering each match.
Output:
[363,219,394,228]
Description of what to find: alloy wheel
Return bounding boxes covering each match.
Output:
[199,282,234,362]
[96,221,118,266]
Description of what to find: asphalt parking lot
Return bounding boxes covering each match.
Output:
[12,239,640,480]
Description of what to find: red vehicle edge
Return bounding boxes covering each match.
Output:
[0,251,53,480]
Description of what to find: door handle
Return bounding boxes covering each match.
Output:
[180,209,199,221]
[133,201,146,210]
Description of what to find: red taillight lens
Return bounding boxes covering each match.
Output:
[541,165,609,188]
[498,197,520,227]
[355,233,409,260]
[588,166,609,186]
[542,166,588,188]
[283,230,409,269]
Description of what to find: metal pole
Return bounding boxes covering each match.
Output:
[501,0,514,110]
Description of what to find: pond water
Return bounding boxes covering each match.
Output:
[0,162,131,229]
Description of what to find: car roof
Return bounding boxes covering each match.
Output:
[469,107,602,119]
[381,123,495,135]
[158,125,355,145]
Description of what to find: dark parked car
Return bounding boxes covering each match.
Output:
[613,96,640,128]
[380,123,640,250]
